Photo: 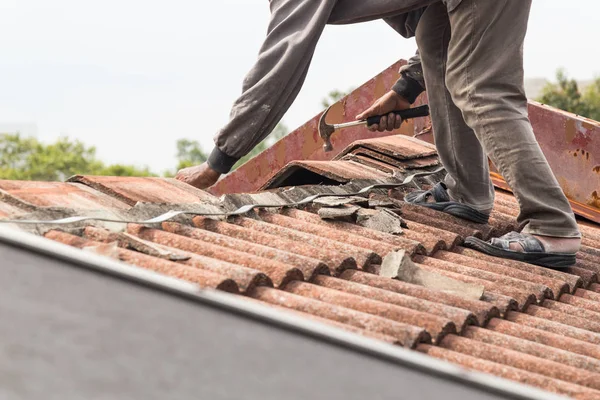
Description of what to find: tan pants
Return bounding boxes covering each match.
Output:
[416,0,580,238]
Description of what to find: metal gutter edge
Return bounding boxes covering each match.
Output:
[0,226,566,400]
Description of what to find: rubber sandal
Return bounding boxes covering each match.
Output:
[404,182,490,224]
[464,231,576,269]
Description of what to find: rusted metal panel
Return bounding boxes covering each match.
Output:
[210,60,418,195]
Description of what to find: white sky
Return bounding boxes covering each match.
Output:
[0,0,598,172]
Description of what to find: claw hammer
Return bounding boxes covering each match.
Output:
[318,105,430,152]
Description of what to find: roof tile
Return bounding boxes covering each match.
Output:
[68,175,218,206]
[45,230,238,293]
[417,343,600,399]
[126,224,304,288]
[249,286,431,348]
[4,134,600,398]
[192,216,356,274]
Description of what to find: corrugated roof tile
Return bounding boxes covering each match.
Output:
[249,286,431,348]
[313,275,477,332]
[4,134,600,397]
[0,180,130,210]
[284,280,456,343]
[437,334,600,391]
[417,343,600,400]
[126,224,304,288]
[45,230,238,293]
[192,216,357,274]
[82,226,273,293]
[160,221,330,281]
[230,215,380,269]
[68,175,218,206]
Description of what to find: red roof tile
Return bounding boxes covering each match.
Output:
[3,134,600,398]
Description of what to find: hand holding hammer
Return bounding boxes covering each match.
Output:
[319,92,429,152]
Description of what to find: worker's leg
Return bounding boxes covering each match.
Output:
[211,0,436,174]
[415,2,495,213]
[441,0,580,239]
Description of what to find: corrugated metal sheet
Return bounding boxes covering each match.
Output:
[2,135,600,399]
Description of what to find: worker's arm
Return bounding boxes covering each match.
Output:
[393,50,426,104]
[357,50,426,132]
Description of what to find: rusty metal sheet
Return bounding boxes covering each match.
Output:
[210,60,418,195]
[69,175,219,206]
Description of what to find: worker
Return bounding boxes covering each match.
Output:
[176,0,581,267]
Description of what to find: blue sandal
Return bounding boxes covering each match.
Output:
[404,182,490,224]
[464,231,576,269]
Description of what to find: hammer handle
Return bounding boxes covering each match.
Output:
[366,105,430,127]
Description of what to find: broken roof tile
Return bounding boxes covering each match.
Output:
[0,180,130,210]
[68,175,218,206]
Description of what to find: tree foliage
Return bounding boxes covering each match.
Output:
[175,138,208,170]
[0,133,154,181]
[537,69,600,121]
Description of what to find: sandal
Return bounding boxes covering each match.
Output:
[464,231,576,269]
[404,182,490,224]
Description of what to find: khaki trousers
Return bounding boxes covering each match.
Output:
[416,0,579,237]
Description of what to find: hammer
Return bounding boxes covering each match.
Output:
[318,105,430,152]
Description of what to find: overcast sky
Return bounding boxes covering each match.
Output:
[0,0,598,172]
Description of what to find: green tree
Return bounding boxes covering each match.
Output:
[0,133,155,181]
[174,139,208,170]
[537,69,600,121]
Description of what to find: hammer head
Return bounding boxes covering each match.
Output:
[318,106,335,152]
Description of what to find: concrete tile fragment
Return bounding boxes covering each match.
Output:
[357,208,404,235]
[381,250,484,301]
[318,205,360,220]
[313,196,368,207]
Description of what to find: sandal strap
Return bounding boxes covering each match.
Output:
[411,182,450,204]
[490,232,545,252]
